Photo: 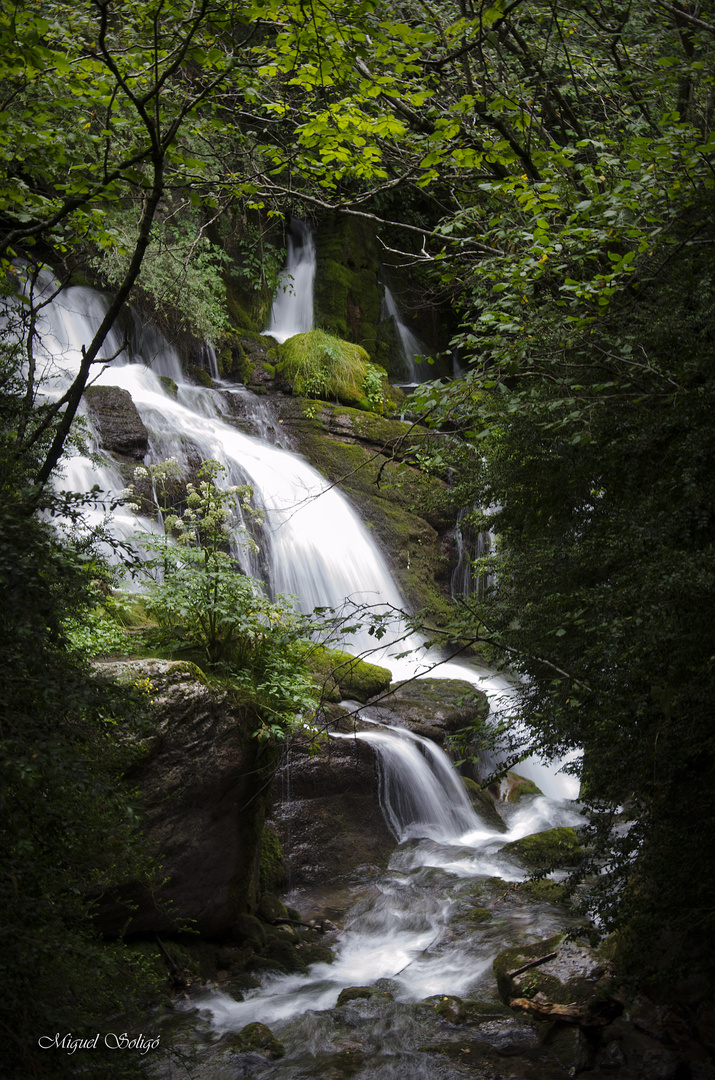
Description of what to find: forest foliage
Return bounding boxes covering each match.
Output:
[1,0,715,1071]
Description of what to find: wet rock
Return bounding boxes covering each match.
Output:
[94,659,275,936]
[488,771,543,803]
[493,934,605,1005]
[366,677,490,744]
[223,1021,284,1059]
[269,729,394,890]
[501,826,582,870]
[337,985,391,1006]
[84,384,149,460]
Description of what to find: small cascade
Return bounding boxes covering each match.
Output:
[451,507,495,601]
[200,722,583,1032]
[340,725,481,843]
[381,284,426,382]
[263,220,316,343]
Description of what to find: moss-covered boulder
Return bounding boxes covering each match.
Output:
[94,659,275,936]
[370,678,490,744]
[461,777,508,832]
[276,330,388,413]
[258,826,287,895]
[502,826,582,870]
[337,985,390,1006]
[307,646,392,703]
[487,771,542,803]
[224,1022,285,1059]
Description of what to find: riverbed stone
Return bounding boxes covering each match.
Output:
[493,934,606,1005]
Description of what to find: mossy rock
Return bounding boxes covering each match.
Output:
[232,913,266,949]
[277,330,386,413]
[157,376,178,399]
[256,891,289,923]
[224,1022,284,1059]
[313,213,383,361]
[298,942,335,965]
[493,933,565,1003]
[186,364,213,387]
[457,905,492,925]
[502,826,582,870]
[307,645,392,703]
[336,985,391,1006]
[260,935,309,975]
[425,994,468,1024]
[487,771,542,803]
[258,826,287,895]
[461,776,507,833]
[516,879,571,904]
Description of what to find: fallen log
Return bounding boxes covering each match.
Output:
[509,995,623,1027]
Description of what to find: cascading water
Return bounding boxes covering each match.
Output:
[18,259,585,1072]
[263,220,316,343]
[381,284,426,383]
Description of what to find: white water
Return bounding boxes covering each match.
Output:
[263,220,316,343]
[201,723,582,1030]
[15,263,583,1041]
[381,284,426,383]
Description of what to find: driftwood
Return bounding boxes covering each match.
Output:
[509,995,623,1027]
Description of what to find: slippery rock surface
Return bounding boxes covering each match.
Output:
[364,676,490,744]
[95,659,273,937]
[83,384,149,460]
[269,721,394,901]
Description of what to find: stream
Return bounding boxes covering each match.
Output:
[22,246,589,1078]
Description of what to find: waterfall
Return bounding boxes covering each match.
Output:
[451,507,495,601]
[336,724,482,843]
[381,284,426,383]
[201,722,583,1027]
[263,220,316,343]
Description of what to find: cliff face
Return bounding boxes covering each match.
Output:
[95,659,277,938]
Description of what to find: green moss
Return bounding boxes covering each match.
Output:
[337,985,390,1006]
[186,364,213,387]
[313,214,383,359]
[492,933,564,1002]
[224,1022,284,1059]
[502,826,582,870]
[488,771,542,802]
[298,943,335,965]
[306,645,392,702]
[258,826,287,895]
[517,879,571,904]
[461,777,507,832]
[256,891,289,923]
[157,376,178,399]
[277,330,385,412]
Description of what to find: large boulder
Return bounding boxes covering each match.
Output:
[95,659,275,937]
[269,712,394,897]
[83,384,149,460]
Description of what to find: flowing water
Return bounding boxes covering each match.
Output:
[380,285,426,384]
[16,265,584,1076]
[263,221,316,344]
